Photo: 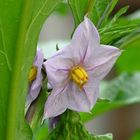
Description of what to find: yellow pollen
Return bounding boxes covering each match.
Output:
[28,66,37,82]
[71,66,88,88]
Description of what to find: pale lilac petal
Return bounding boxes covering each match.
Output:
[26,48,44,108]
[26,86,41,109]
[34,48,44,69]
[67,82,91,112]
[72,17,100,48]
[44,46,74,88]
[83,73,100,109]
[71,17,100,65]
[86,45,121,80]
[43,86,69,118]
[84,45,121,68]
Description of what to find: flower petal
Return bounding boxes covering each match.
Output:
[34,48,44,69]
[43,18,122,117]
[26,86,41,109]
[26,48,44,108]
[71,17,100,65]
[43,86,69,118]
[44,46,74,88]
[72,17,100,48]
[30,48,44,99]
[44,17,100,88]
[67,82,92,112]
[83,73,100,109]
[86,45,122,80]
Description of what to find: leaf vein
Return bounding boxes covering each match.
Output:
[0,21,12,71]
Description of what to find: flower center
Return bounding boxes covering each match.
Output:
[28,66,37,83]
[71,66,88,88]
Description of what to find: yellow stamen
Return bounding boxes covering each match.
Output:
[28,66,37,82]
[71,66,88,88]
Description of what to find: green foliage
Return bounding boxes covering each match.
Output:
[99,23,139,45]
[68,0,89,27]
[99,9,140,45]
[30,78,49,140]
[109,6,129,26]
[80,72,140,122]
[130,129,140,140]
[117,34,140,72]
[0,0,22,138]
[92,134,112,140]
[68,0,119,28]
[87,0,110,25]
[88,0,119,27]
[46,110,112,140]
[0,1,32,139]
[98,0,119,28]
[32,121,49,140]
[55,2,69,15]
[68,0,140,47]
[0,0,62,140]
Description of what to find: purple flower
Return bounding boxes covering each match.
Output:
[43,17,121,118]
[26,48,44,108]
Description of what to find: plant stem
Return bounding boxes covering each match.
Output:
[6,0,33,139]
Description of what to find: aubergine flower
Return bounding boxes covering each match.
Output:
[43,17,121,118]
[26,48,44,108]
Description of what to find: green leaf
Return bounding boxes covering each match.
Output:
[0,1,32,139]
[93,0,118,28]
[46,110,112,140]
[99,9,140,45]
[0,0,62,140]
[117,34,140,72]
[88,0,110,26]
[99,21,140,45]
[55,2,69,15]
[130,129,140,140]
[109,6,129,26]
[68,0,119,28]
[32,121,49,140]
[80,72,140,122]
[46,110,90,140]
[30,78,48,139]
[68,0,89,27]
[92,134,113,140]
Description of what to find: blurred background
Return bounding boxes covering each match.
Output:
[38,0,140,140]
